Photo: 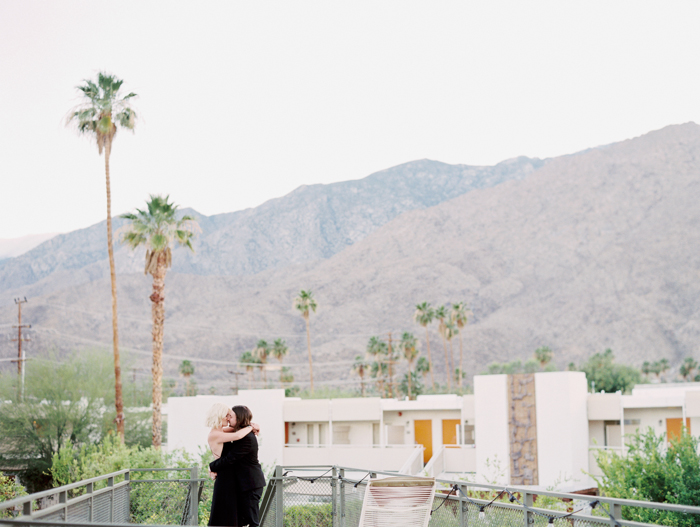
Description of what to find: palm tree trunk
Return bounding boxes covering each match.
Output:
[441,334,451,391]
[449,340,454,387]
[424,328,434,389]
[458,332,464,388]
[104,140,125,441]
[305,316,314,393]
[360,373,366,397]
[150,252,167,448]
[407,362,413,400]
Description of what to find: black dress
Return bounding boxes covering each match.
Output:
[208,441,239,527]
[210,432,266,527]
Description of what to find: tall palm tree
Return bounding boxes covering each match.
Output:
[435,305,452,390]
[239,351,257,388]
[121,195,197,448]
[451,302,471,388]
[254,339,271,385]
[67,72,137,440]
[352,355,370,397]
[294,290,318,393]
[413,302,435,389]
[399,332,419,400]
[443,321,458,391]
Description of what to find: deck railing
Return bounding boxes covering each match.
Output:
[0,468,203,526]
[259,464,700,527]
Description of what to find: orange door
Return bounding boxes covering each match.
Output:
[414,420,433,463]
[442,419,460,446]
[666,418,691,442]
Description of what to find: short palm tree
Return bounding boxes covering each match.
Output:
[67,72,137,440]
[416,357,431,387]
[399,332,419,400]
[367,336,389,397]
[451,302,471,388]
[178,360,196,396]
[370,360,389,397]
[121,195,197,448]
[413,302,435,389]
[254,339,271,385]
[435,305,452,390]
[272,338,289,385]
[239,351,257,388]
[534,346,553,370]
[680,357,698,381]
[294,290,317,393]
[352,355,370,397]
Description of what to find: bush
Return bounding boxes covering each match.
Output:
[283,503,332,527]
[595,427,700,526]
[0,474,27,518]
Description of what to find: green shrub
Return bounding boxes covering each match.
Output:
[283,503,332,527]
[0,474,27,517]
[595,427,700,526]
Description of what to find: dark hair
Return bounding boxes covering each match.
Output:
[231,405,252,431]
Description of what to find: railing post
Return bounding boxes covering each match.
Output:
[611,501,622,526]
[189,466,199,525]
[124,471,130,524]
[107,476,114,523]
[523,491,533,527]
[275,466,284,527]
[22,499,32,517]
[332,467,338,527]
[86,482,94,522]
[459,484,468,527]
[59,490,67,521]
[339,468,346,527]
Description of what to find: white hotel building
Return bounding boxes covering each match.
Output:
[166,372,700,490]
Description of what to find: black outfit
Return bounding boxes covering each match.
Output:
[208,441,239,527]
[209,431,266,527]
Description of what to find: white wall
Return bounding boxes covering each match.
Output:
[474,375,509,484]
[535,372,589,487]
[166,390,286,471]
[283,445,419,471]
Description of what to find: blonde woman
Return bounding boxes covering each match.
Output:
[205,402,259,458]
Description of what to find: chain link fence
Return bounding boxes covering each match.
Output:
[259,466,700,527]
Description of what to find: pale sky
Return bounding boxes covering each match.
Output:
[1,1,699,239]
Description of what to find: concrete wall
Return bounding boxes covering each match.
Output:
[587,393,622,420]
[535,372,589,487]
[166,390,286,471]
[282,445,419,471]
[474,375,509,484]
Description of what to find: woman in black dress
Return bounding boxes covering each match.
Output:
[209,406,266,527]
[205,404,258,527]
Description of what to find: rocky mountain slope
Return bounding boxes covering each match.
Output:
[0,157,543,301]
[1,124,698,391]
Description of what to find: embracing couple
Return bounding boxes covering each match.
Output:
[206,404,266,527]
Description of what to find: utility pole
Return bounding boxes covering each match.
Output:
[11,297,30,401]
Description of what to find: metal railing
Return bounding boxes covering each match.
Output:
[259,464,700,527]
[0,468,203,526]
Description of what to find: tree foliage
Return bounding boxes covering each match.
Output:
[0,350,153,491]
[577,348,641,393]
[595,427,700,526]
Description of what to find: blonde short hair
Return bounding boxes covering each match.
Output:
[204,403,230,428]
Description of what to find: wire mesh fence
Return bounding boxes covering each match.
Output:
[258,466,700,527]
